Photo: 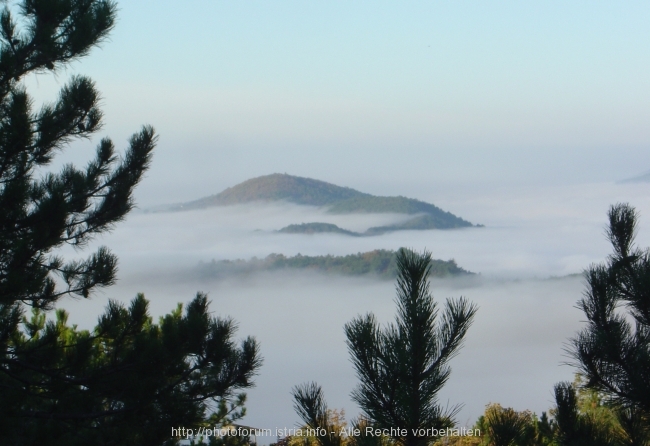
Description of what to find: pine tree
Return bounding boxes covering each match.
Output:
[2,293,261,445]
[553,382,622,446]
[554,203,650,446]
[344,248,477,446]
[0,1,147,310]
[292,382,346,446]
[0,2,262,444]
[291,382,387,446]
[481,404,535,446]
[569,204,650,416]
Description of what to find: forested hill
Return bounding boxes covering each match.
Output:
[170,173,476,228]
[197,249,473,280]
[181,173,367,207]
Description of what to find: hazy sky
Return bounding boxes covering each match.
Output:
[24,0,650,205]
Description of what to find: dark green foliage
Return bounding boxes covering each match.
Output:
[344,248,478,446]
[1,293,261,445]
[555,203,650,446]
[292,382,345,446]
[365,214,473,234]
[0,0,115,91]
[279,222,360,236]
[0,1,262,444]
[348,418,392,446]
[616,406,650,446]
[279,214,474,237]
[536,412,555,445]
[552,378,650,445]
[199,249,473,280]
[483,407,532,446]
[471,404,555,446]
[0,0,155,311]
[291,382,387,446]
[569,204,650,416]
[553,382,622,446]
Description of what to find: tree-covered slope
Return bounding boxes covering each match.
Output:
[278,222,360,236]
[197,249,472,280]
[172,173,477,228]
[329,195,449,214]
[366,213,477,233]
[278,215,478,236]
[179,173,367,209]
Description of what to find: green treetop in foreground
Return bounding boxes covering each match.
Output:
[345,248,478,446]
[291,249,478,446]
[551,203,650,446]
[570,203,650,414]
[0,1,261,444]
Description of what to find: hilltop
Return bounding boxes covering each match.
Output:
[177,173,366,208]
[170,174,477,229]
[278,215,481,236]
[278,222,360,236]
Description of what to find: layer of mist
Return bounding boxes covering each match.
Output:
[56,179,650,440]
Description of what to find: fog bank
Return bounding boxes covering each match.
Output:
[54,179,650,438]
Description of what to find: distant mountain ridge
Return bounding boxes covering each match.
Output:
[619,170,650,184]
[170,173,477,230]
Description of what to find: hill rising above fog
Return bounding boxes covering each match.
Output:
[191,173,366,206]
[197,249,473,280]
[171,173,477,230]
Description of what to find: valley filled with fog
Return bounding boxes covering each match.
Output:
[59,179,650,438]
